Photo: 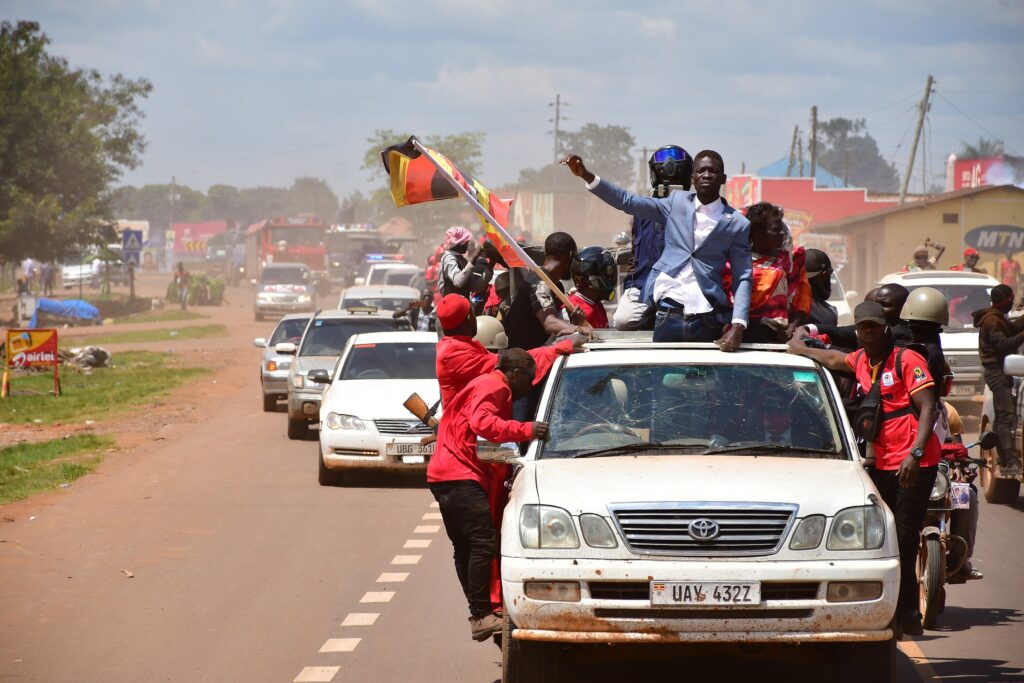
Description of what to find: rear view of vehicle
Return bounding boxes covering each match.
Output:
[253,263,316,321]
[316,331,438,485]
[337,285,420,312]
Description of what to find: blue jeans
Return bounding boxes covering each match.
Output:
[652,309,723,342]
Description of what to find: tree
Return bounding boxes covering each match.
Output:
[958,137,1004,160]
[286,177,338,223]
[816,117,899,193]
[0,21,151,263]
[514,122,636,192]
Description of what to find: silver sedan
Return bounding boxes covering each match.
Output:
[254,314,311,412]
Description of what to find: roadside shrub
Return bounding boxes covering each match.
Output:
[166,273,225,306]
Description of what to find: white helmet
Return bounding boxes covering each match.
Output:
[474,315,508,350]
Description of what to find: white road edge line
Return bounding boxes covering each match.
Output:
[360,591,395,603]
[898,640,941,682]
[320,638,361,653]
[377,572,409,583]
[293,665,340,683]
[341,612,379,627]
[391,554,421,565]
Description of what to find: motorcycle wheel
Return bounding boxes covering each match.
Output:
[979,417,1022,504]
[918,536,944,630]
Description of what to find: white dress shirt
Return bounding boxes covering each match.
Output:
[585,175,745,327]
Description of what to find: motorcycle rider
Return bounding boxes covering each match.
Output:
[900,287,949,398]
[612,145,692,330]
[972,284,1024,477]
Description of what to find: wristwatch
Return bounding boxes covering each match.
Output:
[910,447,924,461]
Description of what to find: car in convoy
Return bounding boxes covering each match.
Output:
[979,353,1024,504]
[253,314,311,412]
[879,270,1000,418]
[253,262,317,321]
[280,309,411,439]
[364,262,423,287]
[499,337,899,683]
[829,270,855,325]
[337,284,420,312]
[313,331,439,485]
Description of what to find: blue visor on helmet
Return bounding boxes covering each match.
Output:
[652,147,687,163]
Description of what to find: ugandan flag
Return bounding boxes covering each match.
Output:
[381,137,523,267]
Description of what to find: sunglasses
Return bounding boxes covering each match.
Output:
[653,147,687,163]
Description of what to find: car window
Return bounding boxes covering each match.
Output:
[385,271,418,286]
[298,319,405,356]
[341,297,415,311]
[540,364,844,459]
[827,272,845,303]
[906,284,991,329]
[261,268,309,285]
[270,318,309,345]
[339,342,437,380]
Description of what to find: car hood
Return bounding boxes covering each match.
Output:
[292,356,339,375]
[323,379,441,419]
[940,330,979,350]
[260,283,310,294]
[532,455,869,517]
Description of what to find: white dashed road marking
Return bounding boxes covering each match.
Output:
[429,501,439,508]
[377,572,409,583]
[421,512,443,520]
[341,612,379,627]
[320,638,361,653]
[391,554,422,565]
[360,590,395,603]
[293,666,340,682]
[404,539,432,548]
[414,525,440,533]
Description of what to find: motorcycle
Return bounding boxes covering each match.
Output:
[917,430,998,629]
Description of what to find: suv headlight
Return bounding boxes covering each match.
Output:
[325,413,366,430]
[257,292,272,300]
[579,514,618,548]
[519,505,580,549]
[827,505,885,550]
[930,471,950,502]
[790,514,826,550]
[297,295,311,303]
[292,373,306,389]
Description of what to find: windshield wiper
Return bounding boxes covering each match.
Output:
[701,443,840,457]
[571,442,667,459]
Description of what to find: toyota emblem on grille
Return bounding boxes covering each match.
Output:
[688,518,720,541]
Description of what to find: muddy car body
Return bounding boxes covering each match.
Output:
[500,341,899,682]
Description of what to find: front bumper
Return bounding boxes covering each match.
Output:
[261,370,289,397]
[502,556,898,644]
[321,430,432,473]
[255,299,314,315]
[288,390,322,421]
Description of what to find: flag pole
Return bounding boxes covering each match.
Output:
[410,138,579,315]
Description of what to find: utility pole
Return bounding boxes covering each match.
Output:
[786,125,800,176]
[548,94,569,193]
[797,135,805,177]
[809,106,818,179]
[639,146,649,192]
[900,75,934,204]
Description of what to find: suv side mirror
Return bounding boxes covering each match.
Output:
[844,290,858,305]
[275,342,297,355]
[978,431,999,451]
[253,337,267,348]
[308,369,332,384]
[1004,354,1024,377]
[354,277,366,286]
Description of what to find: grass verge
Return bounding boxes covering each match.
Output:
[64,324,226,346]
[1,351,209,424]
[0,434,115,504]
[113,309,207,325]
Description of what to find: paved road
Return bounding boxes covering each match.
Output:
[1,290,1021,682]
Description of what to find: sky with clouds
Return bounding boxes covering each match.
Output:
[6,0,1023,198]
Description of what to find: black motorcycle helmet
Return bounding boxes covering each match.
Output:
[571,246,618,301]
[649,145,693,191]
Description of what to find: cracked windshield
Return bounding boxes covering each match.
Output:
[542,364,844,459]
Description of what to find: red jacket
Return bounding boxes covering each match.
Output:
[436,335,573,407]
[427,371,535,485]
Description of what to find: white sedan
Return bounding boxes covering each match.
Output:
[314,331,439,485]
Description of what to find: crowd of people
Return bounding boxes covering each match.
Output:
[417,145,1023,643]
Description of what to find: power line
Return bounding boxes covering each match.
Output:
[831,90,921,117]
[934,91,1020,155]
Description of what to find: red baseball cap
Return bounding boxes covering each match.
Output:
[964,247,979,257]
[436,294,471,330]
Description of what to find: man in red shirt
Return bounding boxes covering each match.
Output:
[789,300,939,637]
[427,349,548,642]
[999,252,1021,289]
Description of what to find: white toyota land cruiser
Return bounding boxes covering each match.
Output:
[499,337,899,682]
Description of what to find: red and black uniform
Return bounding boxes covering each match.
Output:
[435,334,572,610]
[568,291,609,329]
[427,371,534,619]
[846,345,939,615]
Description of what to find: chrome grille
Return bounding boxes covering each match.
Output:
[374,419,434,435]
[609,503,797,556]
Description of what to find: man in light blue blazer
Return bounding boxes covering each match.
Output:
[564,151,752,351]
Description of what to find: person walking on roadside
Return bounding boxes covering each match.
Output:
[174,262,191,311]
[40,262,54,297]
[563,150,752,351]
[789,300,941,637]
[972,284,1024,477]
[427,349,548,643]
